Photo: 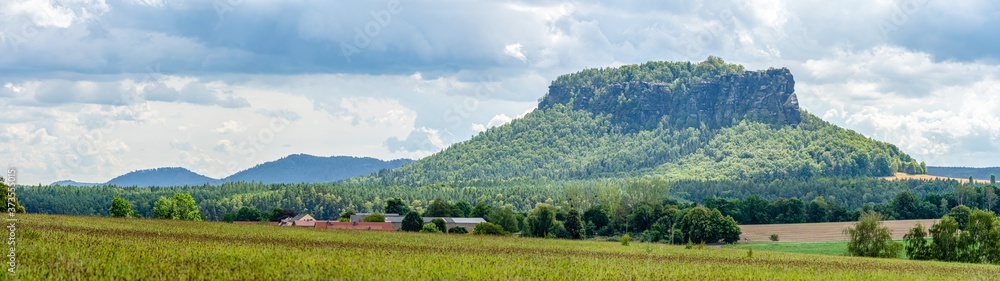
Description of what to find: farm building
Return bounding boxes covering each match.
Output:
[280,213,316,226]
[350,213,486,232]
[349,213,400,222]
[388,216,486,232]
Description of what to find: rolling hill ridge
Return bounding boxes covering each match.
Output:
[55,154,413,187]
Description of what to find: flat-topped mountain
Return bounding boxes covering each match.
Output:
[371,58,925,185]
[540,59,800,130]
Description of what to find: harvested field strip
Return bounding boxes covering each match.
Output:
[739,219,940,243]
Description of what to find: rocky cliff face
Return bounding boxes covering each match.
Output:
[694,68,801,127]
[539,67,801,130]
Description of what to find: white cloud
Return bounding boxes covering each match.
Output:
[3,0,1000,184]
[338,97,417,127]
[3,0,109,28]
[472,113,514,133]
[747,0,789,28]
[213,139,235,153]
[795,46,1000,166]
[504,43,527,62]
[123,0,163,7]
[213,120,247,134]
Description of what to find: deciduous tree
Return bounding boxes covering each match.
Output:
[401,212,423,232]
[903,223,931,260]
[486,205,520,233]
[109,196,134,218]
[525,203,557,237]
[846,211,901,258]
[385,198,410,215]
[564,209,585,239]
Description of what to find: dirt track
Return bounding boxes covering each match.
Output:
[738,219,940,243]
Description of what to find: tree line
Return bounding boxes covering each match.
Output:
[20,176,982,224]
[846,205,1000,265]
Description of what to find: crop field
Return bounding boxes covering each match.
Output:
[739,219,940,243]
[724,240,927,259]
[724,241,850,257]
[15,214,1000,280]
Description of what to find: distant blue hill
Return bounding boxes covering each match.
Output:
[51,154,413,187]
[927,166,1000,181]
[105,167,218,187]
[48,180,100,187]
[222,154,413,184]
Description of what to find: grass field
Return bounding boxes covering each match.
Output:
[15,214,1000,280]
[724,240,928,259]
[724,241,850,256]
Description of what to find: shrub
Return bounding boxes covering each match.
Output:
[769,234,779,242]
[472,222,509,236]
[339,210,356,221]
[363,213,386,222]
[621,233,630,246]
[448,226,468,234]
[640,230,661,243]
[431,218,447,233]
[234,206,264,222]
[420,223,442,233]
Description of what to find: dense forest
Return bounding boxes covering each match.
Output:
[23,176,993,223]
[20,178,999,249]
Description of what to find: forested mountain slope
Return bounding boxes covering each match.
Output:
[371,58,924,185]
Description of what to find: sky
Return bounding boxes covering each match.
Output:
[2,0,999,185]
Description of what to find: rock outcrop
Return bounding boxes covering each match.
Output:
[539,67,801,130]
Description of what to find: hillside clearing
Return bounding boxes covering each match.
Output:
[18,214,1000,280]
[739,219,940,243]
